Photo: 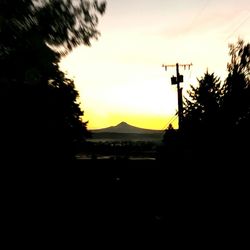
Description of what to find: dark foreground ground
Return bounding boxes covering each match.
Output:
[2,159,248,248]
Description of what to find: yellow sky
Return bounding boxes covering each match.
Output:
[59,0,250,130]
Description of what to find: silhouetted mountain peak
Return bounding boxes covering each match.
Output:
[117,121,130,128]
[91,122,163,134]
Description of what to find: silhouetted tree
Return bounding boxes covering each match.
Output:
[221,39,250,156]
[0,0,106,162]
[222,39,250,130]
[183,71,223,149]
[162,124,178,153]
[163,124,175,142]
[0,0,106,56]
[181,39,249,159]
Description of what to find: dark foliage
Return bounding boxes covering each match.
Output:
[182,71,223,153]
[223,39,250,130]
[161,39,250,162]
[0,0,106,162]
[221,39,250,156]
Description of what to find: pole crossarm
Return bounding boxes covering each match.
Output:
[162,63,193,71]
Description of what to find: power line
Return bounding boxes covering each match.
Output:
[160,113,178,135]
[167,115,178,128]
[225,13,250,41]
[167,111,178,125]
[174,0,212,41]
[187,0,211,32]
[161,112,178,131]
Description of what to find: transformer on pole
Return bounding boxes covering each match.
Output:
[162,63,193,130]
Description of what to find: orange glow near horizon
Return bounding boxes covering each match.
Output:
[60,0,250,130]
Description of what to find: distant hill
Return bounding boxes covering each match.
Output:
[90,122,164,142]
[91,122,163,134]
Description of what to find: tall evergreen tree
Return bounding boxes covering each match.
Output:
[181,39,249,159]
[183,71,223,144]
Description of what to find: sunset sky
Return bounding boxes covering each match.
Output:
[59,0,250,130]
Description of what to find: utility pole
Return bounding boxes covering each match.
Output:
[162,63,193,130]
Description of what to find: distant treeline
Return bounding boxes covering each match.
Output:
[80,140,158,159]
[91,132,163,142]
